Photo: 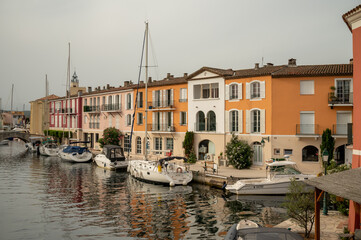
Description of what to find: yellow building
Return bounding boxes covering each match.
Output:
[29,94,58,135]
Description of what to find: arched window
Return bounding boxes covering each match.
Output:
[136,137,142,154]
[196,111,205,131]
[230,110,238,132]
[230,84,238,100]
[251,110,260,133]
[207,111,216,131]
[251,82,260,99]
[302,145,319,162]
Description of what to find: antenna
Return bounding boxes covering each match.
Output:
[261,57,264,67]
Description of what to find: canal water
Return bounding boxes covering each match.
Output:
[0,141,288,240]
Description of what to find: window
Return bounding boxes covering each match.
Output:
[137,92,143,108]
[154,137,162,154]
[299,112,315,134]
[336,79,352,103]
[84,99,87,106]
[300,80,314,95]
[136,137,142,154]
[193,83,219,99]
[154,90,161,107]
[165,89,173,106]
[336,111,352,135]
[95,133,99,143]
[84,115,87,124]
[51,116,54,125]
[124,135,131,153]
[230,110,238,132]
[251,110,260,133]
[108,96,112,105]
[207,111,216,131]
[166,138,174,154]
[251,82,260,99]
[137,112,143,125]
[127,114,132,126]
[196,111,205,131]
[302,146,318,162]
[126,93,132,110]
[180,88,187,102]
[274,148,280,155]
[180,112,187,125]
[230,84,238,99]
[284,149,293,155]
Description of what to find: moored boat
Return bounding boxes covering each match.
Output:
[25,136,43,152]
[226,157,315,195]
[58,141,92,163]
[128,156,193,186]
[94,145,128,170]
[39,140,60,157]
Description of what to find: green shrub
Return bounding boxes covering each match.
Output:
[182,131,194,158]
[225,135,253,169]
[98,127,122,148]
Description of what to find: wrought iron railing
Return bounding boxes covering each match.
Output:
[148,124,175,132]
[84,105,100,112]
[148,100,174,109]
[332,124,348,135]
[296,124,319,135]
[102,104,121,111]
[328,92,353,105]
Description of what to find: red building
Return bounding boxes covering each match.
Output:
[343,4,361,232]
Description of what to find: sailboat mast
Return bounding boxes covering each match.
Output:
[144,22,149,160]
[67,42,71,143]
[44,74,49,136]
[11,84,14,129]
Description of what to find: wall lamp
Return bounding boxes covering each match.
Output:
[261,136,270,145]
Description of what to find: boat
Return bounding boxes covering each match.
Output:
[39,140,60,156]
[94,145,128,170]
[25,136,43,152]
[226,157,315,195]
[128,156,193,186]
[0,140,10,146]
[225,220,303,240]
[58,141,93,163]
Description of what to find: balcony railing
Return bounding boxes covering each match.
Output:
[296,124,319,135]
[148,100,174,109]
[332,124,348,135]
[84,105,100,113]
[328,92,353,105]
[179,99,187,103]
[61,108,75,114]
[195,122,217,132]
[148,124,175,132]
[102,104,121,112]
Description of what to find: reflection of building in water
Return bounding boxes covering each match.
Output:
[127,178,190,239]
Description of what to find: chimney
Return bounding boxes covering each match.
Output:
[148,77,152,83]
[140,81,144,84]
[254,63,259,70]
[267,63,274,67]
[167,73,171,79]
[106,84,110,89]
[88,87,92,93]
[103,86,105,90]
[350,58,353,64]
[288,58,297,67]
[184,73,188,77]
[124,81,130,86]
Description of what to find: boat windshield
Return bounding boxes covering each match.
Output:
[271,165,302,175]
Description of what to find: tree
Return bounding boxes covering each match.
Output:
[182,131,194,158]
[98,127,122,148]
[320,128,335,164]
[283,179,315,238]
[225,135,253,169]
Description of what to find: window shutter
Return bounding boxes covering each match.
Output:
[131,93,134,109]
[238,83,242,99]
[162,90,166,107]
[170,89,174,105]
[246,83,250,99]
[239,110,243,133]
[162,112,166,131]
[119,94,122,110]
[261,109,266,133]
[152,91,155,107]
[260,81,266,99]
[225,111,229,133]
[171,112,174,129]
[152,112,156,130]
[246,110,250,133]
[225,85,229,100]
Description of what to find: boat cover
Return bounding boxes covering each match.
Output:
[63,146,88,154]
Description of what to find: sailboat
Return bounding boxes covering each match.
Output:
[127,22,193,186]
[57,43,93,163]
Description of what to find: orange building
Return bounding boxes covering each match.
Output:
[224,59,353,173]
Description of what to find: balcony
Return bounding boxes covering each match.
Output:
[296,124,319,136]
[61,108,75,114]
[332,124,348,136]
[195,122,217,132]
[148,100,174,110]
[102,104,121,112]
[84,105,100,113]
[148,124,175,132]
[328,92,353,107]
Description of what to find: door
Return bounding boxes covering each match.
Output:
[336,112,352,135]
[336,80,351,103]
[300,112,314,134]
[253,142,263,165]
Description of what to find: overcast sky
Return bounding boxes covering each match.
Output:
[0,0,359,111]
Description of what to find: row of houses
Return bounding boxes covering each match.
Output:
[30,58,353,174]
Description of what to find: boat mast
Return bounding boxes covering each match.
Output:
[44,74,49,136]
[11,84,14,129]
[67,43,71,143]
[144,22,148,161]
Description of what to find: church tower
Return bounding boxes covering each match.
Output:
[70,71,86,96]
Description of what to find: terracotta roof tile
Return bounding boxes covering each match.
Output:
[32,94,60,102]
[342,4,361,32]
[187,66,234,80]
[227,65,285,79]
[272,64,353,78]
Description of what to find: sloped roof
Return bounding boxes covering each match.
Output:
[227,65,285,79]
[187,66,234,80]
[305,167,361,204]
[31,94,59,102]
[272,64,353,78]
[342,4,361,32]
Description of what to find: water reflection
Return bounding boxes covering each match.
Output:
[0,142,289,240]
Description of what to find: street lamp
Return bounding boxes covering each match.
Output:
[322,149,329,215]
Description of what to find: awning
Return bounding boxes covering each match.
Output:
[305,167,361,204]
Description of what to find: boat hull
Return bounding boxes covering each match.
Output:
[128,160,192,186]
[94,154,128,170]
[58,150,92,163]
[39,146,59,157]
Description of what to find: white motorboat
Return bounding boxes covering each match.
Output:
[25,136,44,152]
[128,156,193,187]
[226,158,315,195]
[58,141,92,163]
[94,145,128,170]
[39,140,60,157]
